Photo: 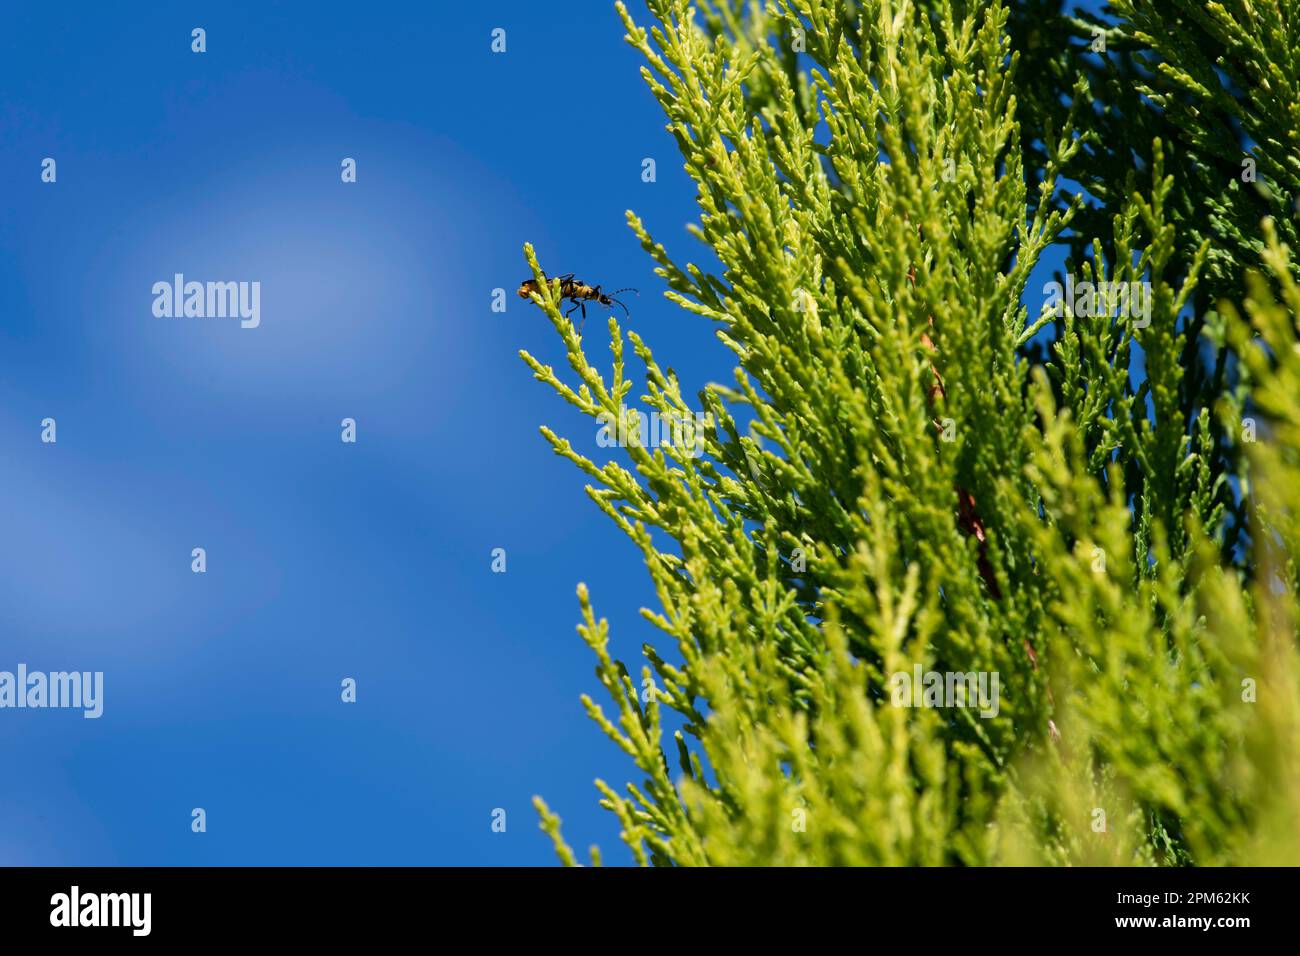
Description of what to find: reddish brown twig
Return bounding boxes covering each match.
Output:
[909,247,1057,739]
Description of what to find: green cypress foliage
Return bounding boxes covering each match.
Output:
[520,0,1300,865]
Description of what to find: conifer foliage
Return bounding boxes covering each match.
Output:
[520,0,1300,865]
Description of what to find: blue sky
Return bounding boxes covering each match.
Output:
[0,0,728,865]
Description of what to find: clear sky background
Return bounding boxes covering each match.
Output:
[0,0,732,865]
[0,1,1109,865]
